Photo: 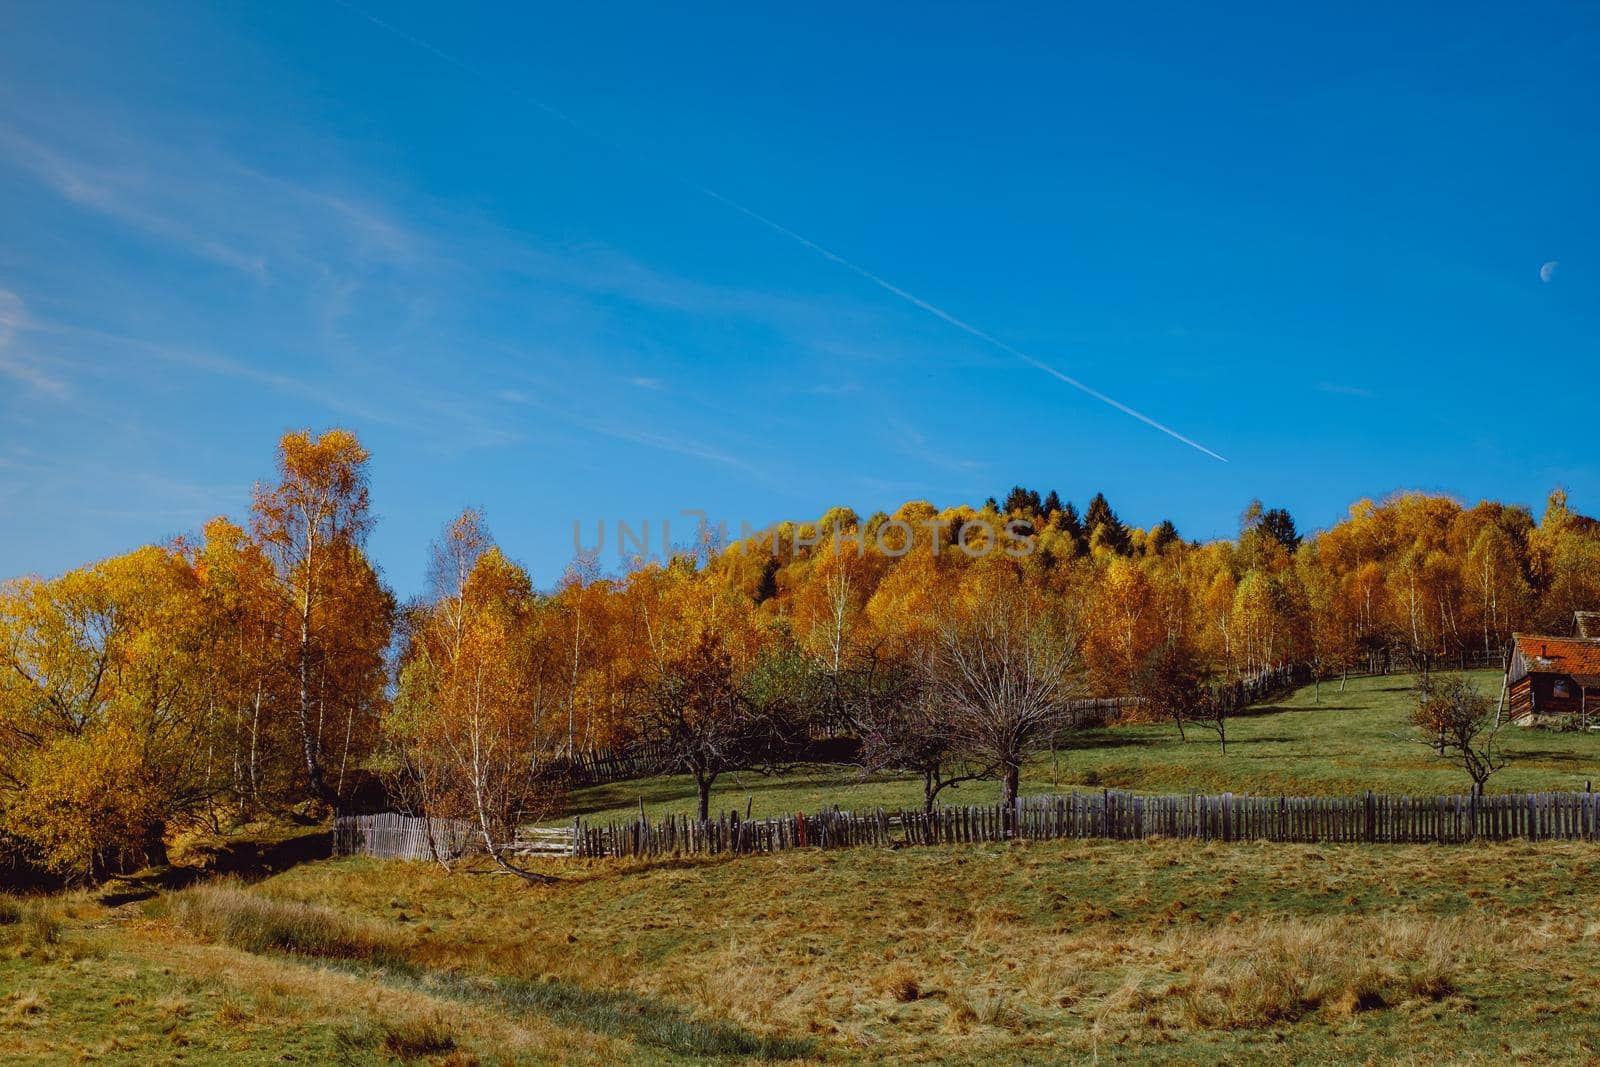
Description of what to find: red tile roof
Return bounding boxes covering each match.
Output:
[1512,632,1600,679]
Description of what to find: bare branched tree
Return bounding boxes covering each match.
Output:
[1408,676,1508,790]
[1187,688,1232,754]
[924,576,1082,816]
[850,644,994,813]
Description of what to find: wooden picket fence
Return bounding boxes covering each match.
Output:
[566,788,1600,859]
[333,813,479,861]
[533,743,675,788]
[337,788,1600,864]
[1061,696,1144,728]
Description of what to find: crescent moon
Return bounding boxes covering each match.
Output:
[1540,260,1559,283]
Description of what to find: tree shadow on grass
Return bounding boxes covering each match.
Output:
[382,966,816,1061]
[564,764,911,819]
[1229,701,1366,719]
[490,976,815,1060]
[99,827,333,907]
[1055,732,1164,752]
[173,882,819,1061]
[1499,744,1600,764]
[1212,735,1297,748]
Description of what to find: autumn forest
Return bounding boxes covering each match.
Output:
[3,428,1598,884]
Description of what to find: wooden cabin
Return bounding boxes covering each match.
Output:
[1506,624,1600,726]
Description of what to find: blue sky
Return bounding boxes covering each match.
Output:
[0,1,1595,595]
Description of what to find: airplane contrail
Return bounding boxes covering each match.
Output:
[691,186,1228,462]
[331,0,1229,463]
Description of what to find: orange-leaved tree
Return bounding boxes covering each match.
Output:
[0,547,220,879]
[250,429,391,810]
[390,510,559,879]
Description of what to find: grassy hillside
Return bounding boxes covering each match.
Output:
[9,669,1600,1063]
[8,840,1600,1064]
[559,670,1600,826]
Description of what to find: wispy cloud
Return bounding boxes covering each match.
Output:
[0,99,890,463]
[0,99,521,448]
[496,386,758,475]
[18,314,451,436]
[596,424,751,471]
[883,415,986,477]
[791,380,860,397]
[495,240,895,361]
[1317,381,1375,398]
[0,109,423,285]
[0,126,268,275]
[0,287,68,395]
[80,468,247,522]
[0,88,952,489]
[0,443,245,528]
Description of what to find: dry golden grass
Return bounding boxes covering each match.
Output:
[163,882,408,963]
[223,839,1600,1062]
[11,839,1600,1063]
[1094,916,1470,1031]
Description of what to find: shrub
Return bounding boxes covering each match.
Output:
[875,963,921,1002]
[25,908,61,949]
[0,898,63,954]
[9,990,45,1017]
[334,1015,465,1063]
[215,998,251,1027]
[382,1015,459,1059]
[943,999,977,1033]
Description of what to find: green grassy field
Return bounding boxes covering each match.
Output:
[559,670,1600,827]
[8,840,1600,1064]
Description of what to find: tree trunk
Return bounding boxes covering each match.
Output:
[1000,761,1022,838]
[696,772,713,822]
[475,807,557,884]
[231,700,245,813]
[337,701,356,797]
[248,683,263,804]
[1001,761,1021,811]
[143,823,169,868]
[297,596,336,809]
